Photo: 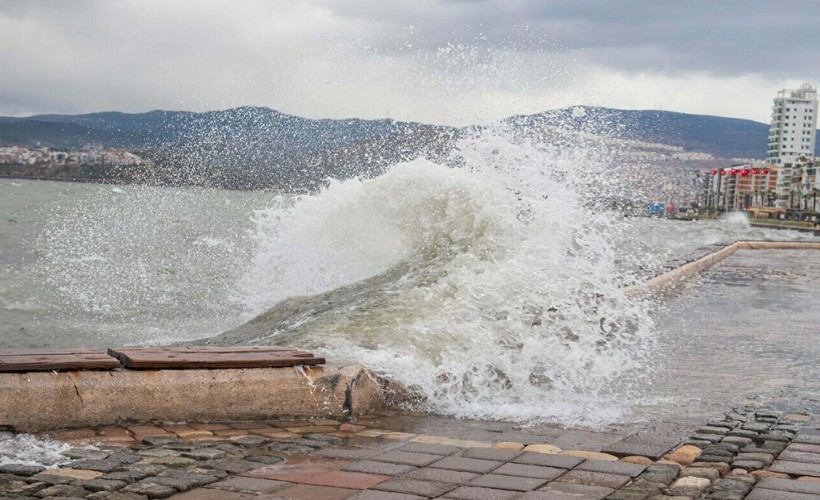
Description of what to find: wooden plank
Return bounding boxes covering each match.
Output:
[107,347,325,370]
[0,350,122,372]
[0,348,108,356]
[111,346,293,354]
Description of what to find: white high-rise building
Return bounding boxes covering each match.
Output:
[766,83,817,166]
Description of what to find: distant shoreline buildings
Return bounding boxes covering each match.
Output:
[0,144,143,167]
[702,83,819,215]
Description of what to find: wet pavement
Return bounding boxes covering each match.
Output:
[638,249,820,423]
[0,407,817,499]
[1,248,819,498]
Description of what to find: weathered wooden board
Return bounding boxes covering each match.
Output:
[0,349,122,372]
[107,347,325,369]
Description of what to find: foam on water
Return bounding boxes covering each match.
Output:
[230,131,659,425]
[0,434,73,468]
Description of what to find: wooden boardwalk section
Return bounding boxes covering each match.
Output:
[0,346,324,372]
[0,348,121,372]
[107,346,325,369]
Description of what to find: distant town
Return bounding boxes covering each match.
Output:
[664,83,819,226]
[0,144,149,182]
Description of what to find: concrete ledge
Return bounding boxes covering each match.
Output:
[0,364,404,432]
[625,240,820,299]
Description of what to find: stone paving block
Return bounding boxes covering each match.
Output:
[575,459,647,477]
[0,464,45,477]
[691,433,723,443]
[181,449,226,461]
[742,423,771,432]
[429,456,504,474]
[727,429,760,439]
[492,442,524,450]
[770,460,820,478]
[746,488,819,499]
[512,452,583,469]
[602,441,673,460]
[350,490,425,500]
[459,447,524,462]
[722,436,754,447]
[780,450,820,464]
[383,432,418,441]
[783,414,812,423]
[370,450,442,467]
[28,472,76,485]
[77,478,127,492]
[207,476,290,493]
[315,447,381,460]
[170,488,257,499]
[403,468,480,485]
[787,443,820,454]
[467,473,548,491]
[245,454,285,465]
[371,478,457,497]
[522,444,561,454]
[732,460,765,471]
[410,434,450,444]
[758,477,820,495]
[669,475,711,493]
[243,459,346,482]
[698,454,733,464]
[204,458,263,475]
[122,481,177,498]
[32,483,91,497]
[398,442,462,456]
[341,460,417,476]
[489,463,562,481]
[536,480,615,499]
[546,430,624,451]
[794,434,820,445]
[442,485,519,499]
[193,424,232,431]
[492,431,555,446]
[555,469,631,488]
[271,483,358,499]
[699,426,730,435]
[680,466,720,481]
[303,470,390,489]
[439,438,493,448]
[559,450,618,461]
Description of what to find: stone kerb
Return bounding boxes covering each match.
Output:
[624,240,820,299]
[0,364,397,432]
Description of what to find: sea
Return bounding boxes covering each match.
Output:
[1,131,819,429]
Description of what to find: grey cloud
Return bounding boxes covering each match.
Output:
[0,0,818,122]
[323,0,820,77]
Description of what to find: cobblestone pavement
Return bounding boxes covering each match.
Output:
[0,407,818,499]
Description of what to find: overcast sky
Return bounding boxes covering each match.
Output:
[2,0,819,126]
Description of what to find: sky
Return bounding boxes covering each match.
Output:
[1,0,819,126]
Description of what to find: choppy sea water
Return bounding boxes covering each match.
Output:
[1,140,818,427]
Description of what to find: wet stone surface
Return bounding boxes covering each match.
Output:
[0,407,815,499]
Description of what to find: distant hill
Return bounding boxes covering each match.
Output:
[0,107,433,152]
[2,105,817,159]
[1,106,818,190]
[504,106,794,160]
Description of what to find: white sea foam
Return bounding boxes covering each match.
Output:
[233,131,660,425]
[0,434,73,468]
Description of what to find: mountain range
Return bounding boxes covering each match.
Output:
[1,106,818,190]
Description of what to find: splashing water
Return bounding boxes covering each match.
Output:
[0,434,73,468]
[218,130,662,425]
